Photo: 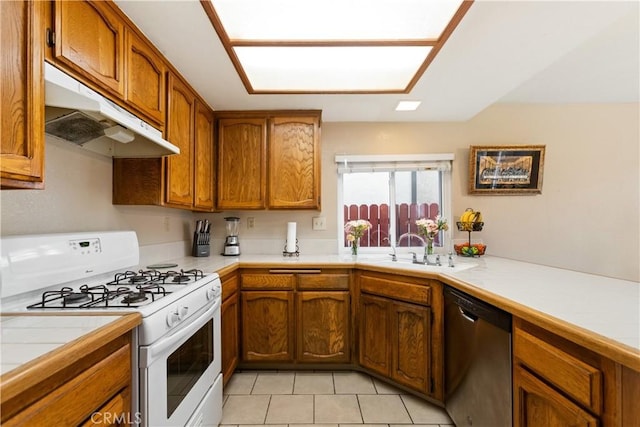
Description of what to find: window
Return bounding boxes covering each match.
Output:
[337,154,453,254]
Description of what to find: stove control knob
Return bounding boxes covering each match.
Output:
[179,306,189,319]
[167,310,180,327]
[206,288,217,301]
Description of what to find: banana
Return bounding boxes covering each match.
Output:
[473,211,483,223]
[460,208,474,223]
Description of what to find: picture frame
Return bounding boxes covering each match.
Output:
[468,145,546,195]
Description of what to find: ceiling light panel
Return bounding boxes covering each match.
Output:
[212,0,464,40]
[202,0,473,93]
[235,46,433,91]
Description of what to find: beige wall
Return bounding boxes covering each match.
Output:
[1,103,638,281]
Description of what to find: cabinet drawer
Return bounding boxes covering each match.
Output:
[222,274,239,301]
[241,274,295,289]
[514,327,603,414]
[298,274,349,290]
[360,275,431,305]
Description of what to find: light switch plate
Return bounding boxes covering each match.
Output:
[312,216,326,230]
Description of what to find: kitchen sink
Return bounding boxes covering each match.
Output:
[356,256,477,273]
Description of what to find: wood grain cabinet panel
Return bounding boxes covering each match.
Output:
[221,292,239,385]
[297,291,350,363]
[358,272,442,399]
[217,118,267,209]
[2,337,132,426]
[241,291,294,362]
[390,300,431,394]
[1,0,45,189]
[124,28,166,127]
[165,73,195,208]
[359,293,391,377]
[193,100,215,211]
[53,0,124,97]
[268,116,321,209]
[514,365,598,427]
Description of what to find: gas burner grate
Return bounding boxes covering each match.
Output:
[160,269,205,285]
[106,269,163,287]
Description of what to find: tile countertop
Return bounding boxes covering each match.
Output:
[0,314,140,378]
[151,253,640,370]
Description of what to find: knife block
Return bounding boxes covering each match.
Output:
[192,232,210,257]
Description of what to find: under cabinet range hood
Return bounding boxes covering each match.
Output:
[44,63,179,157]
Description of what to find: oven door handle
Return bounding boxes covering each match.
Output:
[140,298,220,366]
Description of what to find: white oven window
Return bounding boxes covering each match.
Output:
[166,319,214,417]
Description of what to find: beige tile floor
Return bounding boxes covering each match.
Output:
[221,371,454,427]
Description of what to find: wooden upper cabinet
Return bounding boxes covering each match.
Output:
[193,100,215,211]
[1,0,45,189]
[165,73,195,208]
[217,118,267,209]
[53,0,124,97]
[124,28,166,128]
[269,115,321,209]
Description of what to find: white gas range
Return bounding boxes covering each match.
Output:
[0,231,223,427]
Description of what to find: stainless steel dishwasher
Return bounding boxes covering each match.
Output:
[444,286,512,427]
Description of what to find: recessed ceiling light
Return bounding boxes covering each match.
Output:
[202,0,474,94]
[395,101,422,111]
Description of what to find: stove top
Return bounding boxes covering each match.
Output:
[25,269,206,310]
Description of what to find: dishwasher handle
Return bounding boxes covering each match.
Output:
[459,307,479,322]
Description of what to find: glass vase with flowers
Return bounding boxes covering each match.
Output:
[344,219,372,256]
[415,215,449,257]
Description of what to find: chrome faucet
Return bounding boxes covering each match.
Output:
[384,237,397,261]
[409,251,439,266]
[448,252,455,268]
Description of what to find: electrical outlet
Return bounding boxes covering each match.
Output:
[247,217,255,229]
[312,216,326,230]
[163,216,170,232]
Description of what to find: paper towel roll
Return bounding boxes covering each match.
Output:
[286,222,297,252]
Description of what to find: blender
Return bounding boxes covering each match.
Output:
[222,217,241,256]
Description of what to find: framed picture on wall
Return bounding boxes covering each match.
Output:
[468,145,546,195]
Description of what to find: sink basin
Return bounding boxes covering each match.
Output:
[358,257,477,273]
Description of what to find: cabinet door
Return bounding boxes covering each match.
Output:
[241,291,294,362]
[193,100,215,211]
[54,0,124,96]
[125,28,165,127]
[165,73,195,208]
[217,118,267,209]
[297,291,350,363]
[390,300,431,394]
[268,116,321,209]
[221,292,239,385]
[1,0,45,189]
[359,294,390,376]
[514,365,599,427]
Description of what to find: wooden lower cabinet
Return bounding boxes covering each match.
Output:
[357,272,442,399]
[514,365,598,427]
[513,318,639,427]
[359,294,391,376]
[359,293,433,394]
[297,291,350,363]
[241,291,295,362]
[2,333,132,426]
[221,292,239,385]
[390,300,431,393]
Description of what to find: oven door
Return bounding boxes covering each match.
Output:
[139,298,222,427]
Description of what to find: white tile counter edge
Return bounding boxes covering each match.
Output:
[147,253,640,353]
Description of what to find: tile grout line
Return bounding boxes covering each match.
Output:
[399,394,415,424]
